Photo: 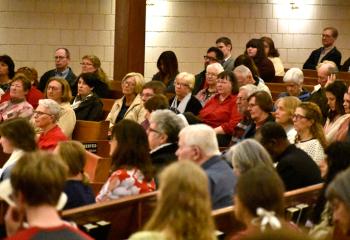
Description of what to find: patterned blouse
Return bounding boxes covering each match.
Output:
[96,168,155,202]
[0,100,33,122]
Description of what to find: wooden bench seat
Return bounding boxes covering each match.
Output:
[72,120,109,141]
[84,151,111,182]
[81,140,110,158]
[62,183,324,239]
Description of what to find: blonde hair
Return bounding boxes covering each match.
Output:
[82,55,109,84]
[275,96,301,125]
[122,72,144,94]
[297,102,327,149]
[144,161,215,240]
[175,72,195,90]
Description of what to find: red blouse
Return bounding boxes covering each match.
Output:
[199,94,242,134]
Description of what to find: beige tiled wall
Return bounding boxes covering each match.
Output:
[145,0,350,80]
[0,0,115,80]
[2,0,350,82]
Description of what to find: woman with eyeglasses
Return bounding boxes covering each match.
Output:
[293,102,327,165]
[34,99,68,151]
[106,72,145,130]
[75,55,110,98]
[152,51,179,93]
[244,38,275,82]
[44,77,76,137]
[0,67,44,109]
[199,71,241,146]
[71,73,103,121]
[0,74,33,122]
[169,72,202,115]
[195,63,224,106]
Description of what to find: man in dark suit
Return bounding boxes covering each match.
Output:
[303,27,342,70]
[193,47,223,95]
[257,122,322,191]
[216,36,235,72]
[38,48,77,91]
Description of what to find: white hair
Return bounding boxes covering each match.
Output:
[233,65,253,79]
[178,124,220,156]
[176,72,195,90]
[38,99,61,122]
[239,84,258,98]
[206,63,224,75]
[283,68,304,85]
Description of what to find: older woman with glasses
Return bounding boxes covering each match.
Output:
[199,71,241,146]
[169,72,202,115]
[195,63,224,106]
[106,72,145,129]
[293,102,327,165]
[44,77,76,137]
[0,74,33,122]
[278,68,310,102]
[34,99,68,151]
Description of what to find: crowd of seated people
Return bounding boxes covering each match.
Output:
[3,28,350,240]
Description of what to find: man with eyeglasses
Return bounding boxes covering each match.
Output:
[193,47,224,94]
[303,27,342,70]
[38,48,77,92]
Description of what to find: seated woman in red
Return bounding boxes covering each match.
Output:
[199,71,241,146]
[96,119,155,202]
[34,99,68,151]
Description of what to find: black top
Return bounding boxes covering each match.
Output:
[115,98,129,124]
[193,70,206,95]
[72,93,103,121]
[255,57,275,82]
[169,95,202,116]
[38,67,77,92]
[275,144,322,191]
[63,180,95,210]
[309,88,328,123]
[150,143,178,174]
[303,47,342,70]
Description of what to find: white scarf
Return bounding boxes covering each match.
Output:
[170,93,192,114]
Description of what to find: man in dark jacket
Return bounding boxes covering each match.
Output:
[39,48,76,91]
[303,27,342,70]
[257,122,322,191]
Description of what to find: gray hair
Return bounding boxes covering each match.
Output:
[176,72,195,90]
[283,68,304,85]
[38,99,61,122]
[239,84,258,98]
[150,109,186,143]
[228,139,273,174]
[178,124,220,157]
[317,60,339,75]
[326,167,350,207]
[233,65,253,79]
[206,63,224,75]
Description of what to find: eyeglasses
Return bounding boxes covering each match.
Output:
[216,79,230,84]
[147,127,162,134]
[174,81,189,88]
[322,34,333,39]
[140,93,154,98]
[205,73,217,78]
[292,114,309,121]
[237,97,247,102]
[203,55,218,62]
[80,62,93,66]
[54,56,67,60]
[33,111,53,117]
[47,86,61,91]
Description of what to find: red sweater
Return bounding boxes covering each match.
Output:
[1,87,44,109]
[38,125,68,151]
[199,94,241,134]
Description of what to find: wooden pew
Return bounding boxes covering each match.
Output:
[84,151,111,182]
[101,98,116,119]
[62,192,158,240]
[265,82,314,101]
[82,140,110,158]
[62,183,324,239]
[72,120,109,141]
